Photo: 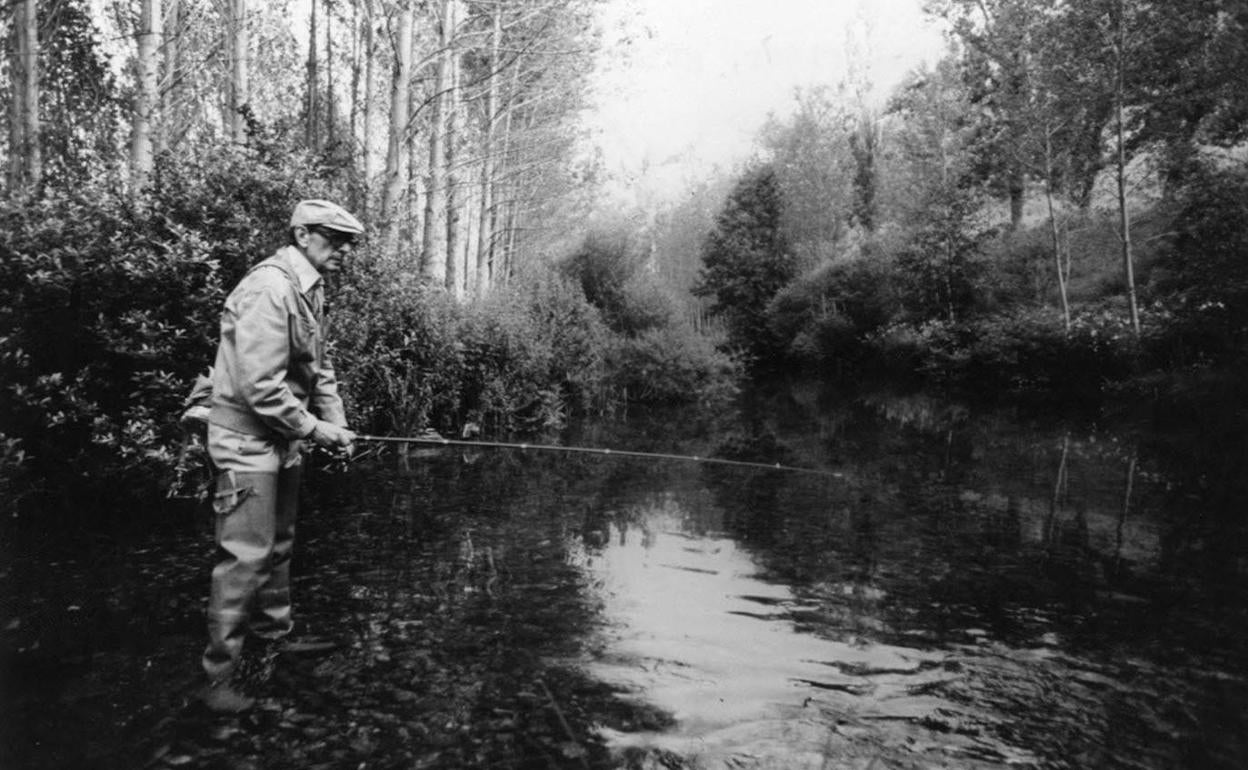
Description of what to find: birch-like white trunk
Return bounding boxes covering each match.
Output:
[421,0,454,286]
[131,0,162,187]
[474,5,502,297]
[1114,1,1141,338]
[380,2,413,254]
[7,0,41,192]
[445,0,462,297]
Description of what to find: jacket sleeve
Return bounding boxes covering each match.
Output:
[232,277,319,439]
[310,351,348,427]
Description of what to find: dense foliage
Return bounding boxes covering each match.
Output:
[679,2,1248,401]
[333,266,614,439]
[562,226,740,404]
[713,156,1248,401]
[0,149,732,523]
[1,177,230,520]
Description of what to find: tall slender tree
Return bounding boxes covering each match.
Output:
[131,0,162,186]
[306,0,320,148]
[7,0,41,194]
[1110,0,1140,336]
[380,0,413,256]
[474,3,503,296]
[358,0,379,218]
[421,0,454,286]
[444,0,463,296]
[156,0,180,156]
[229,0,248,143]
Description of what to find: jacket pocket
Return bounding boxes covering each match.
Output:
[289,311,319,364]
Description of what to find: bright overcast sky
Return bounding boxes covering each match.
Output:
[586,0,948,201]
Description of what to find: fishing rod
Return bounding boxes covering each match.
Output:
[355,434,843,479]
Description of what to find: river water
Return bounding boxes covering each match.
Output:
[2,385,1247,768]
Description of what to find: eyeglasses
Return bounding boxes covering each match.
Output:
[309,225,358,250]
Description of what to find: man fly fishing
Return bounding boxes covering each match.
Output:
[198,200,361,713]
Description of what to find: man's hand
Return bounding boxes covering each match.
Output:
[309,420,357,456]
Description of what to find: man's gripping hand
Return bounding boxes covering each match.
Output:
[309,420,357,456]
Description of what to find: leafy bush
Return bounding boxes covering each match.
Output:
[458,273,612,432]
[0,180,228,519]
[1149,161,1248,365]
[766,249,897,370]
[334,267,613,438]
[893,187,993,324]
[860,304,1142,398]
[965,306,1137,397]
[562,228,675,336]
[607,326,740,406]
[151,147,356,287]
[563,225,740,405]
[331,275,464,438]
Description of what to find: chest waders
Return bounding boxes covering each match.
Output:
[203,466,300,646]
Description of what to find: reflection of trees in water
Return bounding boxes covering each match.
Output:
[683,391,1170,649]
[1153,421,1248,588]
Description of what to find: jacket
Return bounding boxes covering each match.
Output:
[208,245,347,439]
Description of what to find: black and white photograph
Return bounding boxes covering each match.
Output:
[2,0,1247,767]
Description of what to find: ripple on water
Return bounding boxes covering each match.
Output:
[570,511,1040,769]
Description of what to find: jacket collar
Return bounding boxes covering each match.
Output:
[278,245,323,294]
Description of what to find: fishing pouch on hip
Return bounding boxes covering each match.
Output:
[212,470,254,517]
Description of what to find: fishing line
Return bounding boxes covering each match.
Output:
[355,434,843,478]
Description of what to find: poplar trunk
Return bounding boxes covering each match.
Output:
[131,0,162,187]
[230,0,247,144]
[380,2,413,254]
[421,0,453,286]
[445,0,462,297]
[1114,3,1141,338]
[7,0,41,193]
[306,0,319,148]
[475,6,502,296]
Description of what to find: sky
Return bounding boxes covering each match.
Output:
[585,0,949,202]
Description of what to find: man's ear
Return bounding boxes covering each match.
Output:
[293,225,312,249]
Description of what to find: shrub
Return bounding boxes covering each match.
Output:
[562,228,676,337]
[0,180,229,519]
[151,146,355,287]
[607,326,740,406]
[963,306,1136,397]
[459,273,612,432]
[331,275,464,437]
[893,186,993,324]
[1149,161,1248,365]
[859,304,1141,398]
[334,268,613,438]
[766,250,897,370]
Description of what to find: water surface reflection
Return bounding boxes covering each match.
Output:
[567,494,1033,768]
[4,390,1247,769]
[549,391,1248,769]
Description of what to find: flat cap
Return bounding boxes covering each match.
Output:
[290,199,365,234]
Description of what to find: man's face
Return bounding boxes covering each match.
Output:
[298,225,356,273]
